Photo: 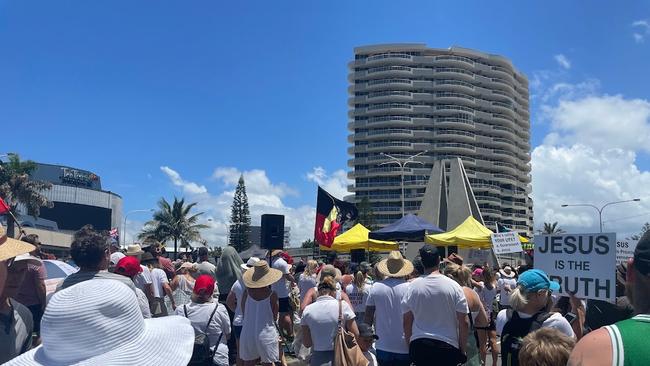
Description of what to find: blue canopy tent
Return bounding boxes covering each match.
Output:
[369,214,444,241]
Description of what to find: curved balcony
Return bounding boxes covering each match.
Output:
[365,53,414,65]
[366,103,413,114]
[435,142,476,154]
[366,90,413,101]
[366,115,413,126]
[363,78,413,91]
[365,128,414,139]
[436,104,475,115]
[435,117,475,130]
[493,173,518,184]
[492,149,517,163]
[365,65,413,77]
[434,129,476,141]
[366,141,414,151]
[433,79,476,94]
[434,55,476,67]
[473,183,501,193]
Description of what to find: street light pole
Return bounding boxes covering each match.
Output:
[123,209,154,246]
[561,199,641,233]
[379,151,428,217]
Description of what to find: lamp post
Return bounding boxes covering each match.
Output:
[561,199,641,233]
[123,209,154,246]
[379,151,428,217]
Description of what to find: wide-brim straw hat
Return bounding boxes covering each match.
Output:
[242,260,283,289]
[499,266,516,278]
[0,224,35,262]
[4,279,194,366]
[377,251,414,278]
[125,244,144,257]
[271,249,283,257]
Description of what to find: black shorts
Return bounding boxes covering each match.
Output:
[278,297,291,313]
[410,338,466,366]
[233,325,243,340]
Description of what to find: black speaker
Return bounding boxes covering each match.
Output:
[261,214,285,250]
[350,249,365,264]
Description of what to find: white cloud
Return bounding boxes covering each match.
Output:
[531,78,650,236]
[160,166,207,195]
[632,19,650,43]
[554,54,571,69]
[154,166,317,247]
[306,167,351,199]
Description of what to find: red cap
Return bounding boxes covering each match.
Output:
[115,256,142,277]
[194,275,215,296]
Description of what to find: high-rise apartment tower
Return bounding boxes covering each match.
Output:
[348,44,532,235]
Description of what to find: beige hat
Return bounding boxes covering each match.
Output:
[316,264,342,283]
[271,249,283,257]
[0,224,36,262]
[242,260,283,289]
[377,251,414,278]
[126,244,144,257]
[176,262,196,272]
[240,256,261,271]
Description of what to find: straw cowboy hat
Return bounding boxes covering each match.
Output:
[4,279,194,366]
[499,265,516,278]
[125,244,144,257]
[242,260,283,289]
[377,251,414,278]
[0,223,36,262]
[240,256,260,271]
[177,262,196,273]
[271,249,283,257]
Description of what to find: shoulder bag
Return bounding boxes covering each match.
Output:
[333,298,369,366]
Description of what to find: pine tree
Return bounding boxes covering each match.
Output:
[229,175,252,252]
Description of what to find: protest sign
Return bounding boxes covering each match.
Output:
[616,239,638,265]
[491,231,523,254]
[534,233,616,301]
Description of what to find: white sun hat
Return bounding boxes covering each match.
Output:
[240,256,261,271]
[4,279,194,366]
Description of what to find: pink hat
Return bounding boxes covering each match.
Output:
[472,268,483,278]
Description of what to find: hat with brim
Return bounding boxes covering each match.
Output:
[3,279,194,366]
[316,264,342,283]
[240,256,261,271]
[242,260,283,289]
[0,225,36,262]
[271,249,283,257]
[517,269,560,293]
[177,262,195,272]
[125,244,144,257]
[377,251,414,278]
[140,252,156,264]
[499,266,515,278]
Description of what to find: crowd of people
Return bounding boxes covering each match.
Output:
[2,221,650,365]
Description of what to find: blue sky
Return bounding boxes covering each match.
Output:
[2,1,650,244]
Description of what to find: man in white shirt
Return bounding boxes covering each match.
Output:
[271,250,295,339]
[364,251,413,366]
[196,247,217,280]
[402,245,469,366]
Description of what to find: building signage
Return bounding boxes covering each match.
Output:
[60,167,98,187]
[616,239,638,266]
[534,233,616,301]
[491,231,523,254]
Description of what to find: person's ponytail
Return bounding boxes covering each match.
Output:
[509,285,529,311]
[353,270,365,290]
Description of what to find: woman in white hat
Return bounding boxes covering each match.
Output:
[0,224,38,364]
[171,261,197,307]
[239,260,283,366]
[497,265,517,311]
[226,256,260,366]
[4,279,195,365]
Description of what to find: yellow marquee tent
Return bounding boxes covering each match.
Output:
[425,216,529,249]
[320,223,399,252]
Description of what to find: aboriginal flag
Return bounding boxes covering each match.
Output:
[314,186,358,248]
[0,197,10,215]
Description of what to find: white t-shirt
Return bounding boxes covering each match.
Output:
[475,281,498,315]
[176,301,231,366]
[135,288,152,318]
[345,283,372,313]
[197,260,217,280]
[230,279,245,326]
[271,257,290,298]
[401,274,468,348]
[366,278,411,354]
[302,295,355,352]
[133,265,153,293]
[150,268,168,298]
[298,273,318,303]
[496,310,575,338]
[497,277,517,306]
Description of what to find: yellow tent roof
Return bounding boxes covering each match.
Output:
[320,223,399,252]
[425,216,528,249]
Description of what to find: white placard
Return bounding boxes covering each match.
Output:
[534,233,616,301]
[616,239,638,265]
[491,231,523,254]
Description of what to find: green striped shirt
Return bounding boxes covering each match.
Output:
[605,314,650,366]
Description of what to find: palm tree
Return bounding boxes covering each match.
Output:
[0,154,53,237]
[138,197,208,259]
[539,221,565,234]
